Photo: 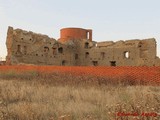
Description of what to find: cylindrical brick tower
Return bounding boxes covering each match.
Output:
[59,28,92,42]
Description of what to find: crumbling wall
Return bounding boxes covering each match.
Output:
[6,26,160,66]
[80,38,160,66]
[6,27,76,66]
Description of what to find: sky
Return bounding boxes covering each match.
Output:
[0,0,160,59]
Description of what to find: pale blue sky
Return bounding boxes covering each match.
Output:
[0,0,160,59]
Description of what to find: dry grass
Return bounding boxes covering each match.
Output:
[0,66,160,120]
[0,79,160,120]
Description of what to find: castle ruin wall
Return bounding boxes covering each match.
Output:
[6,26,160,66]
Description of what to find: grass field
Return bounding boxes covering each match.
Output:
[0,66,160,120]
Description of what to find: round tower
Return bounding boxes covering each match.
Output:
[59,28,92,43]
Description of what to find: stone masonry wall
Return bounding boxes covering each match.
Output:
[6,26,160,66]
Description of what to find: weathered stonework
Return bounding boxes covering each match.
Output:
[6,26,160,66]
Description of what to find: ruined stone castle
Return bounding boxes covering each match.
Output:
[6,26,160,66]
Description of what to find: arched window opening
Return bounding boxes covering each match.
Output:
[95,43,97,47]
[87,32,90,40]
[52,48,56,54]
[62,60,66,66]
[124,51,129,59]
[75,54,78,60]
[44,47,49,52]
[24,46,27,55]
[85,52,89,58]
[85,42,89,49]
[17,45,21,52]
[58,47,63,53]
[101,52,105,59]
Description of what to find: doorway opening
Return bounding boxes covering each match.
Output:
[62,60,66,66]
[110,61,116,66]
[92,61,98,66]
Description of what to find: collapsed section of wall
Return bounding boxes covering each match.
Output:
[6,27,76,65]
[87,39,160,66]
